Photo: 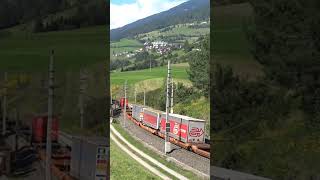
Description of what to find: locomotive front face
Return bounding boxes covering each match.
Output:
[32,116,59,143]
[120,97,128,109]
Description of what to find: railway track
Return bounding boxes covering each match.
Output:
[116,113,210,177]
[111,124,189,180]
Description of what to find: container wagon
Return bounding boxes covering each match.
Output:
[160,113,205,143]
[143,108,162,130]
[132,104,146,122]
[124,99,210,158]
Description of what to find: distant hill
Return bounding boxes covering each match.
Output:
[212,0,248,6]
[110,0,210,41]
[0,0,106,31]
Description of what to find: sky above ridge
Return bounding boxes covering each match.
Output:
[110,0,187,29]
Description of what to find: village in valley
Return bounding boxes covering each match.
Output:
[111,20,209,62]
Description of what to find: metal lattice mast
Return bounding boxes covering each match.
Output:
[79,68,87,129]
[134,87,137,103]
[110,88,113,118]
[124,80,127,127]
[143,89,146,106]
[2,72,7,136]
[165,60,171,154]
[170,78,174,114]
[15,107,18,151]
[46,50,54,180]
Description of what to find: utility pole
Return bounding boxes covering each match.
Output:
[46,50,54,180]
[123,80,127,127]
[170,78,174,114]
[79,69,87,129]
[15,108,18,151]
[165,60,171,154]
[143,89,146,106]
[2,72,7,136]
[110,88,113,118]
[110,88,113,105]
[16,73,21,151]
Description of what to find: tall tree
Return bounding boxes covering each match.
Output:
[187,36,210,96]
[247,0,320,125]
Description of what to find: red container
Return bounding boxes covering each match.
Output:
[143,108,163,129]
[120,98,128,109]
[160,113,205,143]
[32,116,44,143]
[32,116,59,143]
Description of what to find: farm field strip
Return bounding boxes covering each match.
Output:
[111,64,189,86]
[0,25,107,71]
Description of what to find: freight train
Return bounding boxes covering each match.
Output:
[119,97,210,158]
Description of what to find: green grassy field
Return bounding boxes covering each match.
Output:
[110,38,143,54]
[0,25,107,71]
[0,25,107,132]
[137,23,209,43]
[111,63,189,86]
[110,140,161,180]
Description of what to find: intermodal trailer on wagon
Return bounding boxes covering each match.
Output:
[160,113,205,143]
[143,108,163,129]
[132,104,146,122]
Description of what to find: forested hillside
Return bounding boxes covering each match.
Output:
[211,1,320,179]
[0,0,106,31]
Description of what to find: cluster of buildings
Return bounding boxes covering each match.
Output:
[112,40,183,57]
[144,41,171,55]
[112,48,143,58]
[144,41,182,55]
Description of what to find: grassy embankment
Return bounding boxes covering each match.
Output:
[111,122,200,180]
[0,25,107,133]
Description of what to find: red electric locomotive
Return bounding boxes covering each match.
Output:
[32,115,59,143]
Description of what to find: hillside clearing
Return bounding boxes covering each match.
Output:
[0,25,107,71]
[111,63,190,86]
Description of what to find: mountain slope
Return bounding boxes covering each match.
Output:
[110,0,210,41]
[0,0,106,31]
